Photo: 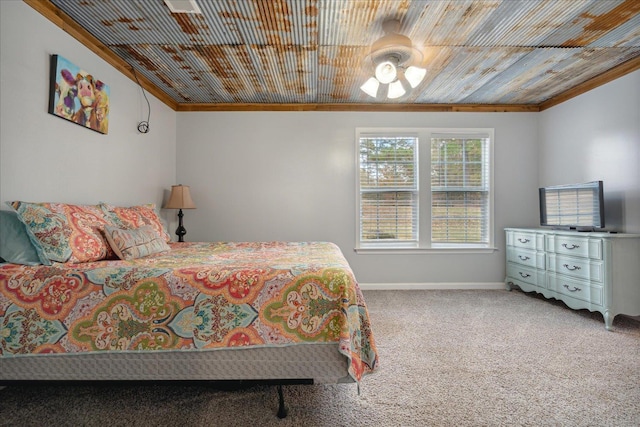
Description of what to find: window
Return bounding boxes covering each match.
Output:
[431,135,490,245]
[356,128,494,252]
[359,135,418,244]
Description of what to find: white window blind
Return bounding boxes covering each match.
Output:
[430,134,490,244]
[359,135,418,243]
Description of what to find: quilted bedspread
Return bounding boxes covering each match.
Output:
[0,242,377,382]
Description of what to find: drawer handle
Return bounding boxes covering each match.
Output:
[518,255,530,261]
[563,264,581,271]
[519,272,531,278]
[563,284,582,292]
[562,243,580,250]
[518,238,530,243]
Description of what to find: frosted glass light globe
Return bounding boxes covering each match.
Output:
[405,66,427,88]
[360,77,380,97]
[387,80,406,99]
[375,61,397,84]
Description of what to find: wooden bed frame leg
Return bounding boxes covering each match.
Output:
[277,384,288,419]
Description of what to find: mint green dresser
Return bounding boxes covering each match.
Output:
[505,228,640,330]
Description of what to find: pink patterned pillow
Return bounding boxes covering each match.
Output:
[9,201,115,263]
[100,203,171,242]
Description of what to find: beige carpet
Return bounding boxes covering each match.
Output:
[1,289,639,426]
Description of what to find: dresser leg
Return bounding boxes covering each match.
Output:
[603,310,614,331]
[505,281,513,291]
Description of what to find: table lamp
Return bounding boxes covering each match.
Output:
[163,184,196,242]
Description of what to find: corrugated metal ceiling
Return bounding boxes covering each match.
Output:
[37,0,640,110]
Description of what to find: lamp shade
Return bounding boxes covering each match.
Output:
[164,185,196,209]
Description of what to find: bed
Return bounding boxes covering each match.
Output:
[0,202,378,417]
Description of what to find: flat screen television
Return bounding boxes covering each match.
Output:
[539,180,605,231]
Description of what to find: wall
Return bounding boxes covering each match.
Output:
[539,70,640,234]
[177,111,539,285]
[0,2,176,217]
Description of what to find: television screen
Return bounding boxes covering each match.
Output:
[539,181,604,230]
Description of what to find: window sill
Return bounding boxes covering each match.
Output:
[354,246,498,255]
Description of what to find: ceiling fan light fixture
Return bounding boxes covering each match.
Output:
[361,19,425,100]
[375,60,397,84]
[387,80,406,99]
[405,66,427,88]
[360,77,380,98]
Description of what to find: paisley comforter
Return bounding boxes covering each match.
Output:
[0,242,377,382]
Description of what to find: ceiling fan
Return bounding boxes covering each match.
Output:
[360,19,426,100]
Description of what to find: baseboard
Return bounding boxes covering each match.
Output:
[359,282,505,291]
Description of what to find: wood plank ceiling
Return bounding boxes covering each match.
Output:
[27,0,640,112]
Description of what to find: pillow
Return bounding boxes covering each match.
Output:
[103,225,170,260]
[8,201,115,263]
[0,210,48,265]
[100,203,171,242]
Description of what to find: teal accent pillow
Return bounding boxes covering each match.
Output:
[7,201,70,263]
[0,210,48,265]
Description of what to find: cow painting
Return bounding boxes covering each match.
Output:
[48,55,110,134]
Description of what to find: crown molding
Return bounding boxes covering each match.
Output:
[175,103,541,112]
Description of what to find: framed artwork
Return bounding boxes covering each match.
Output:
[48,54,110,134]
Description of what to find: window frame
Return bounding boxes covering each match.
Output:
[355,127,496,254]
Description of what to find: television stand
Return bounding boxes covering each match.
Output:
[505,228,640,330]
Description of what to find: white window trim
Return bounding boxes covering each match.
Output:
[355,127,496,254]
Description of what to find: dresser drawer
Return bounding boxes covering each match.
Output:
[507,230,544,251]
[548,254,604,283]
[545,235,603,260]
[548,273,603,306]
[506,247,545,270]
[506,263,545,288]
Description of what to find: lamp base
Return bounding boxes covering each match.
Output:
[175,208,186,242]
